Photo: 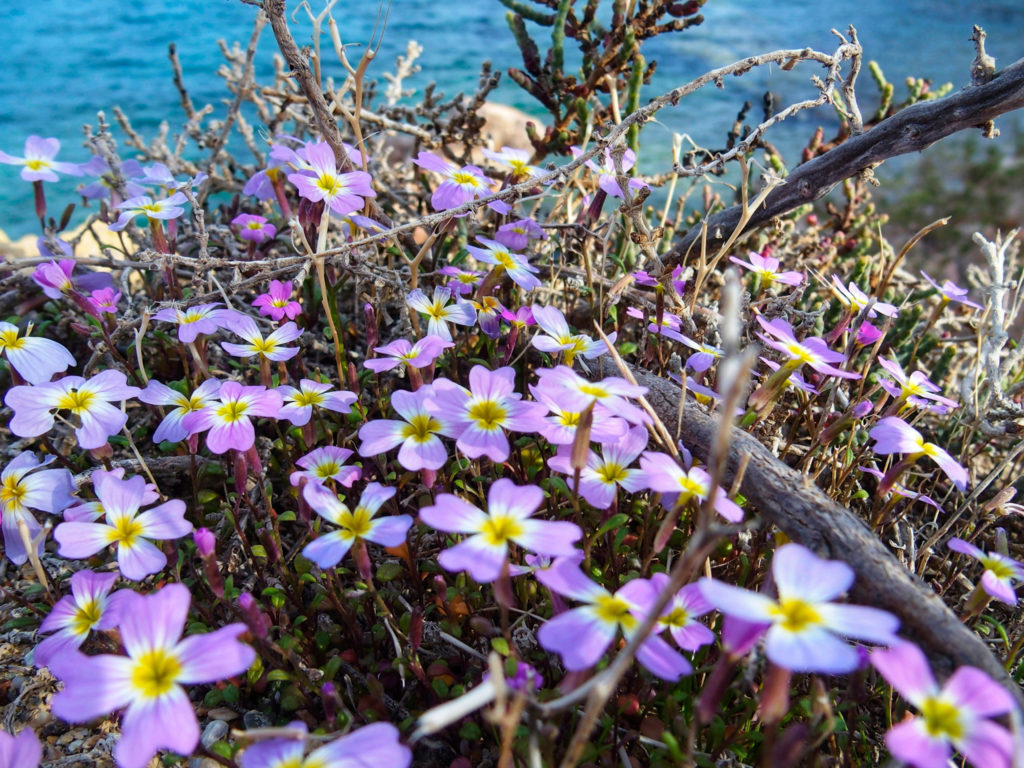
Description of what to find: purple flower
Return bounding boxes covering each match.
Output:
[756,316,860,379]
[529,382,628,445]
[0,322,75,384]
[495,217,546,250]
[252,280,301,321]
[152,302,233,344]
[413,151,493,211]
[469,296,504,338]
[302,482,411,568]
[481,146,540,180]
[221,313,302,362]
[0,136,82,182]
[420,479,582,583]
[699,543,900,673]
[921,271,983,310]
[858,466,943,513]
[729,251,803,289]
[50,583,255,768]
[364,335,453,373]
[947,537,1024,605]
[232,213,277,244]
[54,470,192,581]
[240,721,410,768]
[289,446,362,489]
[467,237,541,292]
[830,276,899,318]
[358,386,458,471]
[138,378,222,444]
[649,573,716,652]
[86,287,122,316]
[35,570,128,668]
[427,366,547,462]
[871,641,1014,768]
[182,380,284,454]
[287,142,375,216]
[277,379,356,426]
[109,192,188,231]
[5,370,141,449]
[0,728,42,768]
[548,426,649,509]
[671,332,723,373]
[533,365,649,426]
[406,287,477,342]
[438,265,485,296]
[877,357,958,414]
[0,452,75,565]
[531,304,613,366]
[855,320,884,347]
[536,555,691,680]
[869,417,969,492]
[32,259,75,299]
[639,451,743,522]
[571,145,648,198]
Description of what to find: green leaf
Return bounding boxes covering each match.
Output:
[491,637,510,656]
[267,670,292,682]
[596,513,629,538]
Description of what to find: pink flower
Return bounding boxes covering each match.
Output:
[277,379,356,426]
[0,452,75,565]
[427,366,547,462]
[639,451,743,522]
[406,287,477,342]
[531,304,613,366]
[481,146,541,180]
[138,378,222,444]
[0,728,42,768]
[495,217,546,250]
[869,416,969,492]
[648,573,716,652]
[182,380,284,454]
[364,335,453,373]
[536,555,691,680]
[877,357,958,414]
[87,287,122,316]
[287,142,375,216]
[302,482,411,569]
[50,583,255,768]
[357,386,458,471]
[221,312,302,362]
[829,276,899,318]
[420,479,582,583]
[5,370,141,449]
[548,426,649,509]
[109,192,188,231]
[871,642,1014,768]
[467,238,541,292]
[0,321,75,384]
[289,446,362,489]
[921,271,983,310]
[413,151,493,211]
[438,265,485,296]
[533,365,649,426]
[0,135,82,182]
[699,543,900,673]
[35,570,129,668]
[240,721,410,768]
[54,471,192,581]
[252,280,301,321]
[571,145,648,198]
[729,251,803,288]
[947,537,1024,605]
[232,213,277,244]
[32,259,75,299]
[152,302,233,343]
[755,316,860,379]
[529,382,628,445]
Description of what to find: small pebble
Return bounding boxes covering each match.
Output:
[200,719,229,749]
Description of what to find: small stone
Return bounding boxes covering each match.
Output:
[200,719,229,749]
[243,710,271,730]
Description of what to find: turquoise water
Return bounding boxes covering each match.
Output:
[2,0,1022,236]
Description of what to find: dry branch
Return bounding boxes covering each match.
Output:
[663,55,1024,269]
[630,365,1024,709]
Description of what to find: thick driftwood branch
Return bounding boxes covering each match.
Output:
[663,55,1024,268]
[631,366,1024,708]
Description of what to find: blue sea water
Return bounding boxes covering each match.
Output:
[1,0,1022,237]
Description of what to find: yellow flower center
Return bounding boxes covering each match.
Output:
[783,341,817,365]
[141,203,163,214]
[131,648,183,699]
[578,384,608,399]
[401,413,442,443]
[108,515,145,548]
[56,389,95,416]
[426,301,446,320]
[508,159,530,176]
[316,173,341,197]
[494,252,517,271]
[337,507,373,539]
[0,329,25,351]
[293,390,323,407]
[597,462,627,485]
[27,159,46,171]
[594,594,636,630]
[0,475,26,509]
[71,599,103,636]
[559,411,581,427]
[480,514,524,547]
[451,171,482,187]
[770,597,822,632]
[677,473,707,501]
[468,399,507,431]
[217,400,248,423]
[661,606,690,628]
[315,461,340,478]
[981,555,1017,581]
[920,696,964,741]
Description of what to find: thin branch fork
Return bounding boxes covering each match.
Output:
[663,54,1024,271]
[630,365,1024,709]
